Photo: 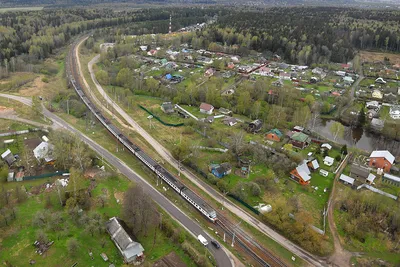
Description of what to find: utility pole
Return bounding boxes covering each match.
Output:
[67,99,69,115]
[231,221,242,247]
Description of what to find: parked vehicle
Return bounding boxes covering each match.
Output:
[198,235,208,246]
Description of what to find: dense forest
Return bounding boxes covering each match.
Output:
[185,7,400,64]
[0,7,222,77]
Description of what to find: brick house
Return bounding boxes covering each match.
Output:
[369,150,395,173]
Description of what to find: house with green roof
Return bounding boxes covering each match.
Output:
[266,128,283,142]
[289,131,311,149]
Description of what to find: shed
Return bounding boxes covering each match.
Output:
[366,173,376,184]
[339,174,355,185]
[7,172,14,182]
[160,102,174,114]
[321,143,332,150]
[382,173,400,187]
[223,117,237,127]
[1,149,16,166]
[308,159,320,170]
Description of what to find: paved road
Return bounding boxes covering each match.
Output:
[87,51,326,266]
[0,93,236,267]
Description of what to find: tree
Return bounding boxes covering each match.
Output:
[116,68,132,88]
[341,145,348,155]
[358,106,366,126]
[67,238,79,256]
[217,180,229,193]
[95,70,109,85]
[14,185,27,203]
[330,121,344,141]
[123,186,159,236]
[36,230,49,244]
[304,95,315,108]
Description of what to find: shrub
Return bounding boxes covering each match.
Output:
[41,77,49,83]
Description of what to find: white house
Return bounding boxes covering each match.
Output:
[324,156,334,166]
[389,105,400,119]
[199,103,214,115]
[33,142,54,163]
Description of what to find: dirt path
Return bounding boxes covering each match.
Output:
[326,154,353,267]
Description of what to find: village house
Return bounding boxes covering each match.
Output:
[209,163,232,178]
[324,156,334,167]
[160,102,174,114]
[204,68,215,77]
[290,162,311,185]
[223,117,238,127]
[343,76,354,85]
[266,128,283,142]
[372,90,383,99]
[389,105,400,119]
[366,101,380,110]
[369,150,395,173]
[33,142,54,164]
[247,119,263,133]
[289,131,311,149]
[106,217,144,264]
[199,103,214,115]
[350,164,370,180]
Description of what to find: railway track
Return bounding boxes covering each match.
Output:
[66,36,288,267]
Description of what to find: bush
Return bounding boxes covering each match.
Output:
[335,155,341,162]
[249,182,261,197]
[41,77,49,83]
[67,238,79,256]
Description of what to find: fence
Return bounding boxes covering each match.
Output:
[23,171,69,181]
[228,193,260,215]
[138,105,184,127]
[0,128,40,137]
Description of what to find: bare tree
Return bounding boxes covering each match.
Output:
[123,186,159,237]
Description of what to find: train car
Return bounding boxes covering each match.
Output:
[180,187,217,222]
[135,150,157,171]
[156,166,184,193]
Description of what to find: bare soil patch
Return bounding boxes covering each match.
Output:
[360,51,400,64]
[114,191,124,204]
[19,76,45,96]
[153,251,187,267]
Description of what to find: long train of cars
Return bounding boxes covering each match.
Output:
[66,49,217,223]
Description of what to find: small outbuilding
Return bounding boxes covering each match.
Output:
[1,149,16,166]
[266,128,283,142]
[247,119,263,133]
[161,102,174,114]
[339,174,355,186]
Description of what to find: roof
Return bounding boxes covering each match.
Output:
[165,74,172,80]
[339,174,355,185]
[220,162,232,171]
[161,102,174,112]
[1,149,12,159]
[199,103,214,112]
[309,159,319,169]
[383,173,400,183]
[290,132,310,143]
[106,217,144,262]
[369,150,395,164]
[33,142,54,162]
[268,128,283,137]
[367,173,376,183]
[296,162,311,182]
[321,143,332,150]
[324,156,334,164]
[350,165,370,178]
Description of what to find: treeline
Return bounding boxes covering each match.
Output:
[184,7,400,64]
[0,7,221,76]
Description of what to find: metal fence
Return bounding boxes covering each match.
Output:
[23,171,69,181]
